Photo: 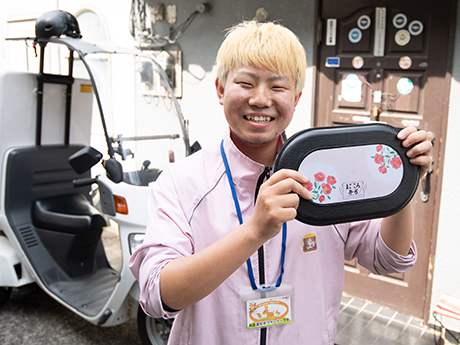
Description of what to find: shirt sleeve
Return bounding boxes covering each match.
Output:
[129,167,193,319]
[373,232,417,275]
[344,219,417,275]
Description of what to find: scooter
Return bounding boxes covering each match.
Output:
[0,10,198,345]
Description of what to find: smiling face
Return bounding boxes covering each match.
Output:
[216,65,301,165]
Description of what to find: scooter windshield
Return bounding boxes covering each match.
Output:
[56,38,193,185]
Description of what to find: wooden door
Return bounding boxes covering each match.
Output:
[314,0,457,320]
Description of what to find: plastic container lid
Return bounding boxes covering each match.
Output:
[274,123,420,225]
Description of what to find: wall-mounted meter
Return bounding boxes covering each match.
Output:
[137,50,182,98]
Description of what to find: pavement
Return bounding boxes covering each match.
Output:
[336,295,443,345]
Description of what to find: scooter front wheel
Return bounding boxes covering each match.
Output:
[137,305,173,345]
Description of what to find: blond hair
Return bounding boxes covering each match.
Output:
[215,21,307,94]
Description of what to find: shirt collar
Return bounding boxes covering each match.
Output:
[222,128,282,189]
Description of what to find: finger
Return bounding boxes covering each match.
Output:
[397,126,418,141]
[271,194,302,220]
[406,140,432,159]
[264,169,313,199]
[409,155,432,176]
[401,129,428,148]
[276,192,302,209]
[409,154,432,168]
[292,180,314,200]
[253,193,299,225]
[257,206,298,226]
[268,169,309,186]
[264,175,313,200]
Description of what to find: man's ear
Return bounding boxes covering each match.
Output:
[294,91,302,108]
[215,78,225,105]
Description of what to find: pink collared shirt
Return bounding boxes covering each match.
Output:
[129,129,417,344]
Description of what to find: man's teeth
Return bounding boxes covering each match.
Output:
[245,115,272,123]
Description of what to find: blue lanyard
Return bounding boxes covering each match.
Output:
[220,140,287,292]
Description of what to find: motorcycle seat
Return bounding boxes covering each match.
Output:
[33,193,108,233]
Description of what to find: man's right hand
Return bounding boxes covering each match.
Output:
[247,169,313,242]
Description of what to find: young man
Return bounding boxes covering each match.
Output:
[130,21,432,344]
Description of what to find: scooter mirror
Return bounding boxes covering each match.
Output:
[103,157,124,183]
[68,146,103,174]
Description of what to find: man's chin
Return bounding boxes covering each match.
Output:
[230,130,280,147]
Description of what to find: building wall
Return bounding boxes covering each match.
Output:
[62,0,316,149]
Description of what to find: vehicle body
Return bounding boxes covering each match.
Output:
[0,24,195,344]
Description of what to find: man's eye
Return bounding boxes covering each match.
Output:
[239,82,253,87]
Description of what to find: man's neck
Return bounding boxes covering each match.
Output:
[230,133,278,167]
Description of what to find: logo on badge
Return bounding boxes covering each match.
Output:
[301,234,317,253]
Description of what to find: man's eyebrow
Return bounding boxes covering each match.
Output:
[236,71,288,82]
[268,75,288,83]
[236,71,259,80]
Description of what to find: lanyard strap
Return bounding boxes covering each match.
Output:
[220,140,286,292]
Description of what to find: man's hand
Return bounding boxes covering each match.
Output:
[247,169,313,242]
[397,126,433,177]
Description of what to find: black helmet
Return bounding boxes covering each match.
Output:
[35,10,82,39]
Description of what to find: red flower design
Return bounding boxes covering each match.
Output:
[314,172,325,182]
[374,153,384,165]
[303,180,313,191]
[390,157,402,169]
[327,175,337,185]
[322,183,332,195]
[372,145,403,174]
[310,171,337,203]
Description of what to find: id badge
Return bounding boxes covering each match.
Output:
[239,283,293,330]
[246,295,292,329]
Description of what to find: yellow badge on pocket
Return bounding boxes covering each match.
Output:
[301,234,317,253]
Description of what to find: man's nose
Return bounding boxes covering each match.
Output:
[249,86,272,108]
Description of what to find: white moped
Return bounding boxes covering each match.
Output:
[0,10,196,345]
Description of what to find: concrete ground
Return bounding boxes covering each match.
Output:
[0,225,141,345]
[0,287,142,345]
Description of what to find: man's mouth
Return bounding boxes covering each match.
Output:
[244,115,273,123]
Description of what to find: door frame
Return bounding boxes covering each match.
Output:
[420,0,457,322]
[311,0,458,323]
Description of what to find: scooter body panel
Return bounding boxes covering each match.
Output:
[0,235,34,287]
[98,173,151,227]
[0,70,132,326]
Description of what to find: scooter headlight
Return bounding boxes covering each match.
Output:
[128,233,145,255]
